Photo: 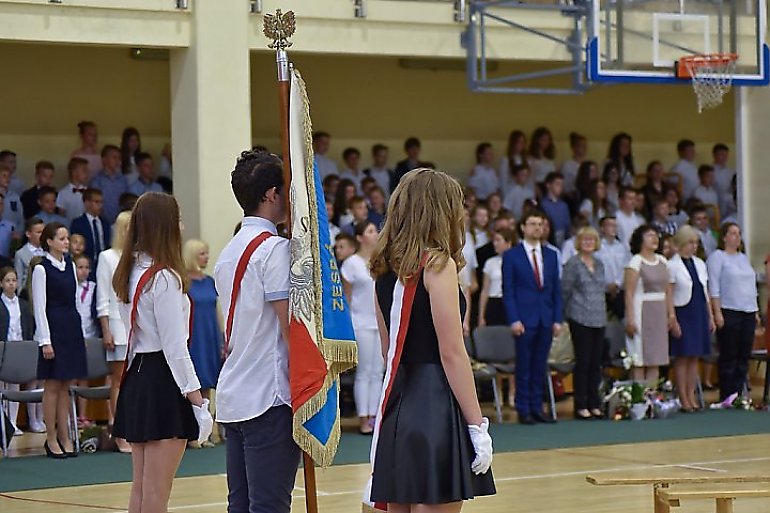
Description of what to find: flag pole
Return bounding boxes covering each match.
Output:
[264,10,319,513]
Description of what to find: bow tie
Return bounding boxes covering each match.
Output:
[72,187,86,194]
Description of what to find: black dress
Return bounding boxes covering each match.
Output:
[370,271,496,505]
[36,256,87,380]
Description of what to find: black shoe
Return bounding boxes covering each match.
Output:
[518,415,536,425]
[44,441,67,459]
[58,439,78,458]
[531,411,556,424]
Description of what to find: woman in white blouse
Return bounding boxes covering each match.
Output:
[706,222,759,402]
[32,222,88,458]
[341,220,383,435]
[667,226,714,412]
[528,126,556,186]
[467,143,500,201]
[95,210,132,453]
[111,193,211,513]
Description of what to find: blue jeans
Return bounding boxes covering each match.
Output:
[224,405,301,513]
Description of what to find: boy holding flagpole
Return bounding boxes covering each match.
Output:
[214,150,301,513]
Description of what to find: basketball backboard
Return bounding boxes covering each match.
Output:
[588,0,769,85]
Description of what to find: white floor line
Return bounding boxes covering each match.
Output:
[113,455,770,512]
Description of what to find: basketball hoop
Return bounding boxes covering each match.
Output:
[676,53,738,113]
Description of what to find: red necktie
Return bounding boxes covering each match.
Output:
[80,283,89,303]
[532,248,543,290]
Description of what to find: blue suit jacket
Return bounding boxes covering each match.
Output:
[70,214,112,268]
[502,242,563,329]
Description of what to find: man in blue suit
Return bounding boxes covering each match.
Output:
[70,188,111,280]
[502,210,562,425]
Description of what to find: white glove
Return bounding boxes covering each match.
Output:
[467,417,493,475]
[191,398,213,445]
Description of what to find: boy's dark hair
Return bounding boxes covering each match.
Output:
[371,143,388,155]
[25,216,44,232]
[404,137,421,151]
[512,163,530,177]
[0,150,16,160]
[677,139,695,153]
[312,131,330,142]
[231,150,284,215]
[545,171,564,185]
[599,215,616,226]
[712,143,729,154]
[83,188,104,202]
[342,147,360,160]
[335,232,356,245]
[698,164,715,178]
[135,152,153,166]
[353,220,376,237]
[118,192,139,212]
[348,196,366,209]
[68,157,89,175]
[35,160,55,173]
[37,186,57,200]
[101,144,120,158]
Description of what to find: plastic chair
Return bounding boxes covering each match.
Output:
[473,326,518,423]
[464,335,502,423]
[69,338,109,453]
[0,341,44,455]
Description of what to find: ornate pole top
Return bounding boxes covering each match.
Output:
[263,9,296,51]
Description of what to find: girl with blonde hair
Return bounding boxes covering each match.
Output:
[96,211,132,452]
[368,168,495,512]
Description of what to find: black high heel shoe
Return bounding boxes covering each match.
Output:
[58,439,78,458]
[44,440,67,459]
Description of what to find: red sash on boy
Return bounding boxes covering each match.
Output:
[223,232,273,357]
[120,264,194,386]
[364,255,427,512]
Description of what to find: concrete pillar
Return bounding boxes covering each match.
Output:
[170,1,251,257]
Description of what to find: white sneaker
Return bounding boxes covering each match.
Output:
[29,421,46,433]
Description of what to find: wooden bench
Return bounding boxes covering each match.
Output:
[657,487,770,513]
[586,472,770,513]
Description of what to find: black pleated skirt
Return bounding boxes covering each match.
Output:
[113,351,198,443]
[370,362,496,504]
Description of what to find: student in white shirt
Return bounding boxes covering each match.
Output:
[595,216,630,319]
[73,254,97,428]
[0,267,34,436]
[499,129,528,194]
[363,143,392,199]
[467,142,500,201]
[112,193,211,513]
[15,218,45,296]
[671,139,698,201]
[57,157,90,225]
[341,220,383,435]
[615,187,645,250]
[214,151,300,513]
[95,211,132,453]
[469,204,491,249]
[690,205,718,257]
[693,165,719,208]
[0,165,24,233]
[712,143,736,216]
[339,147,365,194]
[606,133,636,186]
[560,132,587,197]
[503,163,535,219]
[528,127,557,185]
[313,131,339,180]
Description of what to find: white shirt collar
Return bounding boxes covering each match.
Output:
[135,252,154,269]
[241,216,279,235]
[86,212,98,222]
[26,243,44,255]
[45,252,67,270]
[1,293,18,305]
[522,240,541,253]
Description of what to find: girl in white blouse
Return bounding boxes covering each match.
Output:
[341,220,383,434]
[111,193,211,513]
[95,211,132,453]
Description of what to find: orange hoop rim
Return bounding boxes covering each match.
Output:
[676,53,738,79]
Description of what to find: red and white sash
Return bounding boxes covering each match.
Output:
[363,259,425,512]
[223,232,273,357]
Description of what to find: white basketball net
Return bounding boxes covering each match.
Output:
[684,56,737,113]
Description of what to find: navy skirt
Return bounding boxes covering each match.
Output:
[370,362,496,504]
[113,351,198,443]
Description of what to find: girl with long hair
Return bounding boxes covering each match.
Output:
[95,211,133,453]
[499,130,527,195]
[112,192,212,513]
[606,132,635,186]
[368,168,495,511]
[528,126,556,186]
[120,127,142,177]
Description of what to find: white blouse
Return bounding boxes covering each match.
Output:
[119,253,200,395]
[2,294,22,341]
[340,254,377,331]
[482,255,503,298]
[32,253,79,346]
